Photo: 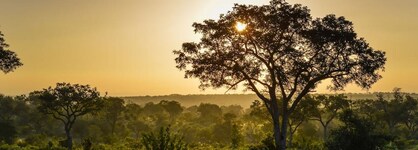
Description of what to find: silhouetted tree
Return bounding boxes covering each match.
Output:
[174,0,386,149]
[30,83,103,150]
[0,31,22,73]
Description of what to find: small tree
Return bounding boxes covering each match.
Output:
[197,103,222,125]
[0,31,22,73]
[231,123,242,149]
[174,0,386,149]
[0,95,17,122]
[159,100,183,122]
[141,126,188,150]
[287,95,318,146]
[401,95,418,138]
[124,103,147,139]
[30,83,103,150]
[311,94,349,140]
[101,97,125,136]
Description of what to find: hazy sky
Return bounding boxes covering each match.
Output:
[0,0,417,96]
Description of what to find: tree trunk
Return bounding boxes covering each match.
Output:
[271,99,281,149]
[272,110,281,149]
[111,120,116,136]
[319,121,329,141]
[288,128,293,148]
[65,128,73,150]
[280,114,289,150]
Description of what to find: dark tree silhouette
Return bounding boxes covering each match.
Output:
[0,31,22,73]
[173,0,386,149]
[30,83,103,150]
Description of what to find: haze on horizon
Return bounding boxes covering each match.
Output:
[1,0,417,96]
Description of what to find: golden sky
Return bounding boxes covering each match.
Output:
[0,0,417,96]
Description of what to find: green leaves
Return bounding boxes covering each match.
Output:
[326,109,393,150]
[141,126,188,150]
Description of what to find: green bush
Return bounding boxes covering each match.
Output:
[141,126,188,150]
[248,134,276,150]
[326,110,393,150]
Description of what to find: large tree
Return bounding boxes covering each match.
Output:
[173,0,386,149]
[0,31,22,73]
[30,83,103,150]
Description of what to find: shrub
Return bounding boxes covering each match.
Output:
[141,126,188,150]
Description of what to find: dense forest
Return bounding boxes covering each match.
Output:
[0,87,417,149]
[1,0,417,149]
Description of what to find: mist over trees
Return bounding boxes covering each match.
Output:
[0,89,417,149]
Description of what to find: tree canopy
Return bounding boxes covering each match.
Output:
[0,31,22,74]
[174,0,386,148]
[30,83,103,150]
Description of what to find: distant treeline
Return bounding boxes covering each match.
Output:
[122,94,259,108]
[121,92,418,108]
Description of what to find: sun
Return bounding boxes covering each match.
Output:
[235,21,247,32]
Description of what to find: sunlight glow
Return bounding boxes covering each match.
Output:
[235,21,247,32]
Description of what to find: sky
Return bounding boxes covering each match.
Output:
[0,0,417,96]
